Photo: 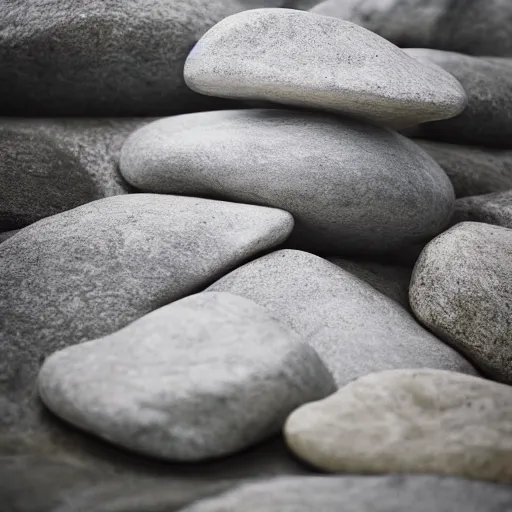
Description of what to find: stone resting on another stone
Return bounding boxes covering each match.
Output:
[184,8,466,128]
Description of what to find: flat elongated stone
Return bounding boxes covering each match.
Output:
[453,190,512,229]
[416,139,512,198]
[0,194,292,432]
[38,292,335,461]
[410,222,512,384]
[185,9,466,128]
[121,110,455,255]
[180,474,512,512]
[405,50,512,148]
[208,250,476,385]
[0,118,152,230]
[285,369,512,484]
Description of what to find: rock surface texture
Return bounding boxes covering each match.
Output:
[208,250,476,385]
[0,118,152,230]
[453,190,512,229]
[312,0,512,57]
[410,222,512,383]
[38,292,335,461]
[121,110,455,255]
[285,369,512,483]
[185,9,466,128]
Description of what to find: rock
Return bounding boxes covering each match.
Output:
[327,258,411,309]
[410,222,512,384]
[0,118,153,230]
[179,474,512,512]
[184,9,466,128]
[38,292,335,461]
[0,230,19,243]
[404,50,512,148]
[416,139,512,198]
[208,250,476,385]
[0,194,292,433]
[312,0,512,58]
[120,110,455,255]
[0,0,254,116]
[285,369,512,484]
[453,190,512,229]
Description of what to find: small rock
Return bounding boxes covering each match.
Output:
[0,194,292,432]
[285,369,512,484]
[453,190,512,229]
[184,9,466,128]
[405,49,512,148]
[312,0,512,58]
[208,250,476,385]
[121,110,455,255]
[179,474,512,512]
[39,292,335,461]
[416,139,512,198]
[0,118,152,230]
[410,222,512,384]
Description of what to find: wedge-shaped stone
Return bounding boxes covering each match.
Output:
[410,222,512,384]
[285,369,512,484]
[121,110,454,255]
[0,195,292,431]
[208,250,476,385]
[185,9,466,128]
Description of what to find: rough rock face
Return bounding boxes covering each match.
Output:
[180,474,512,512]
[405,50,512,148]
[120,110,455,255]
[0,0,251,116]
[312,0,512,57]
[185,9,466,128]
[208,250,476,385]
[38,292,335,461]
[452,190,512,229]
[0,118,153,230]
[416,140,512,198]
[410,222,512,383]
[285,369,512,484]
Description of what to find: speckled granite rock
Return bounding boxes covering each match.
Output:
[39,292,334,461]
[121,110,455,255]
[410,222,512,383]
[416,140,512,198]
[312,0,512,57]
[0,118,153,230]
[0,0,253,116]
[0,230,19,243]
[185,9,466,128]
[405,50,512,148]
[179,474,512,512]
[285,369,512,483]
[453,190,512,229]
[0,194,292,434]
[328,258,411,309]
[208,250,476,385]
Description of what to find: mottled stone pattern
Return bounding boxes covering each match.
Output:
[185,9,466,128]
[410,222,512,383]
[120,110,454,255]
[453,190,512,229]
[285,369,512,484]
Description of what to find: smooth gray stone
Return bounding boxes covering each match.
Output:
[179,474,512,512]
[0,194,292,434]
[38,292,335,461]
[0,229,19,243]
[0,0,255,116]
[0,118,152,230]
[410,222,512,384]
[207,250,477,386]
[416,139,512,198]
[185,9,466,128]
[328,258,411,309]
[285,369,512,483]
[120,110,455,255]
[312,0,512,58]
[453,190,512,229]
[405,49,512,148]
